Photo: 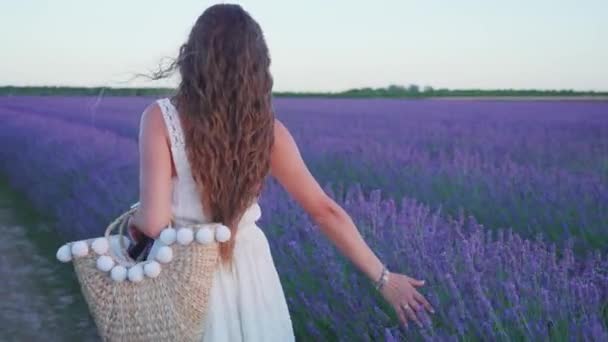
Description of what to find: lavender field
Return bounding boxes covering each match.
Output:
[0,96,607,341]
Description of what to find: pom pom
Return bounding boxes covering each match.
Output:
[155,246,173,263]
[71,241,89,257]
[56,244,72,262]
[159,228,177,245]
[176,228,194,245]
[215,224,231,242]
[110,265,127,282]
[96,255,115,272]
[127,263,144,282]
[91,238,109,255]
[143,261,161,278]
[195,227,214,244]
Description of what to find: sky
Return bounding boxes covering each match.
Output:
[1,0,607,92]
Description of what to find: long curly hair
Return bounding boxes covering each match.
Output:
[152,4,274,268]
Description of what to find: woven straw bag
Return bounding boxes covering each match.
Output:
[55,202,231,341]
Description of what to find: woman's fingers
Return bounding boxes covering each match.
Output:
[414,292,435,314]
[408,276,426,287]
[384,273,436,330]
[396,305,409,328]
[402,302,423,328]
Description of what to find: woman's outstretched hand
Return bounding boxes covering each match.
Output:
[379,272,435,329]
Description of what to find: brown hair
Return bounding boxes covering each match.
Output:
[152,4,274,268]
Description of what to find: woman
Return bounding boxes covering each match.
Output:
[127,3,434,340]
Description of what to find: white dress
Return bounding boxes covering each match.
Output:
[148,98,295,341]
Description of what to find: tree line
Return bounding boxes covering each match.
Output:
[0,84,606,98]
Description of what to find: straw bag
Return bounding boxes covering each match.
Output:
[55,202,232,341]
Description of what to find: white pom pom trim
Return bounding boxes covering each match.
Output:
[196,227,214,244]
[111,265,128,282]
[155,245,173,263]
[144,260,161,278]
[176,228,194,245]
[56,244,72,262]
[159,228,176,245]
[71,241,89,257]
[96,255,115,272]
[215,224,231,242]
[58,219,242,281]
[127,263,145,282]
[91,238,109,255]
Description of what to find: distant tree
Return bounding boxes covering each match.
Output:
[407,84,420,94]
[387,84,405,92]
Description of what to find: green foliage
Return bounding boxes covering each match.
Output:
[0,86,175,97]
[0,85,606,98]
[274,84,607,98]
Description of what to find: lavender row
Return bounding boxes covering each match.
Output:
[0,95,148,139]
[3,96,605,175]
[3,96,605,178]
[3,96,606,252]
[1,104,606,340]
[0,108,138,240]
[277,98,608,253]
[3,97,606,174]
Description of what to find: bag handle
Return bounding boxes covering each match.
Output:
[103,202,175,267]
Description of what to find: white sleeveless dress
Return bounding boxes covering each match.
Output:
[147,98,295,341]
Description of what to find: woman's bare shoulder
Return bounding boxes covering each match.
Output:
[270,118,334,219]
[139,100,169,144]
[273,117,286,135]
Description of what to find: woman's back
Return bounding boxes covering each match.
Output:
[144,97,294,341]
[155,97,262,228]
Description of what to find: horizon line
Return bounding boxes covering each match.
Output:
[1,84,607,94]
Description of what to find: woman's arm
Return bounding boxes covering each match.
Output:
[128,102,174,239]
[270,118,434,328]
[269,119,384,282]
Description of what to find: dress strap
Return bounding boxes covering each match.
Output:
[157,98,188,178]
[157,98,186,150]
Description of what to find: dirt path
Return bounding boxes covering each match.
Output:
[0,182,99,341]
